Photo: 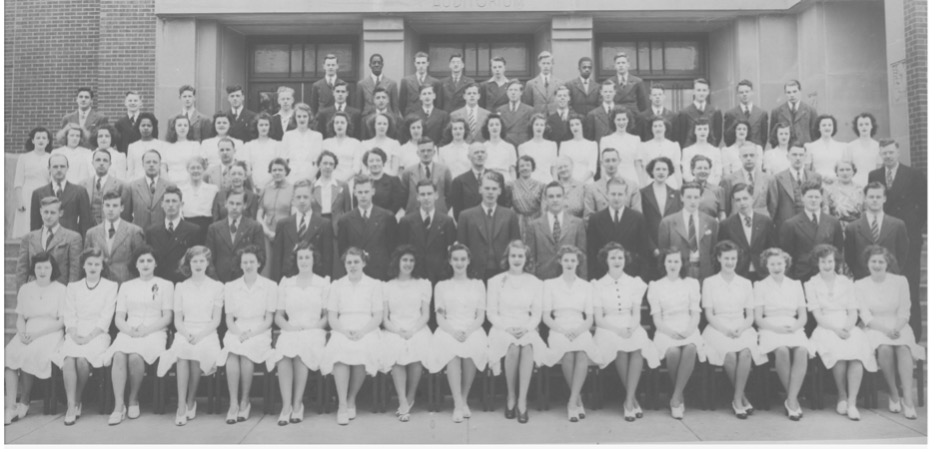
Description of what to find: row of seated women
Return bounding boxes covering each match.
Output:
[4,237,923,429]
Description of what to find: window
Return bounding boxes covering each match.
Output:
[424,36,532,79]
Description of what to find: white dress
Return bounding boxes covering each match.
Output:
[51,146,93,185]
[637,139,682,189]
[700,274,767,366]
[162,141,200,186]
[485,273,549,375]
[200,136,245,168]
[592,274,660,368]
[12,152,50,239]
[104,277,174,365]
[157,278,224,376]
[542,276,602,365]
[721,143,764,176]
[127,139,168,182]
[753,277,814,355]
[272,275,330,372]
[806,138,848,183]
[856,274,925,361]
[805,274,877,370]
[361,137,402,177]
[245,139,284,189]
[282,128,324,184]
[381,279,434,370]
[324,137,363,184]
[762,147,791,176]
[599,132,641,184]
[648,277,705,361]
[55,279,117,368]
[559,139,598,184]
[217,275,278,366]
[439,141,471,178]
[845,139,882,187]
[485,140,518,185]
[5,281,66,379]
[320,275,384,375]
[681,143,723,187]
[518,140,558,184]
[428,279,489,373]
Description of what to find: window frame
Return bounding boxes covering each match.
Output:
[594,33,708,82]
[420,34,535,80]
[247,35,360,82]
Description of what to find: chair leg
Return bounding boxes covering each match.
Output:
[264,367,276,415]
[587,366,602,410]
[370,374,380,414]
[916,360,925,407]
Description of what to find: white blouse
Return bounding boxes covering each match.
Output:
[245,139,285,189]
[328,275,383,330]
[543,276,593,327]
[278,275,330,329]
[701,274,753,321]
[753,276,805,319]
[179,181,219,218]
[384,279,431,330]
[486,272,542,331]
[64,279,116,336]
[116,277,174,328]
[224,276,277,328]
[804,274,857,329]
[51,146,93,185]
[806,138,848,182]
[324,137,363,183]
[681,143,723,186]
[593,273,647,318]
[559,139,598,184]
[518,140,558,184]
[361,137,402,177]
[282,129,324,182]
[485,140,518,184]
[856,274,911,330]
[18,281,67,335]
[162,141,201,186]
[638,139,682,189]
[648,277,701,318]
[439,141,472,178]
[174,278,224,329]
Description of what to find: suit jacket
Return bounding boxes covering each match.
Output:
[228,108,258,142]
[480,79,510,112]
[522,75,560,115]
[583,177,642,222]
[315,105,362,139]
[401,162,452,214]
[779,212,843,280]
[360,108,402,141]
[676,102,723,148]
[766,169,822,230]
[606,74,648,113]
[724,105,769,148]
[721,169,770,217]
[844,214,909,279]
[211,189,260,222]
[31,181,93,236]
[310,77,347,116]
[171,110,213,142]
[456,205,521,279]
[16,227,82,288]
[636,107,677,142]
[440,75,476,113]
[270,212,334,281]
[566,77,601,117]
[145,219,200,283]
[414,107,450,146]
[658,211,720,280]
[83,220,145,283]
[336,206,397,280]
[311,179,351,229]
[127,177,175,231]
[82,175,132,226]
[61,109,109,135]
[448,169,513,220]
[268,111,297,141]
[718,212,776,278]
[640,184,682,249]
[398,210,457,282]
[770,101,819,145]
[496,102,535,147]
[868,164,927,242]
[544,111,573,144]
[526,212,587,279]
[449,106,491,143]
[587,207,653,279]
[584,105,615,142]
[355,75,399,113]
[398,74,442,117]
[205,217,265,283]
[114,114,141,154]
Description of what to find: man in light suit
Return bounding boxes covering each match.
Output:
[145,187,200,283]
[606,53,648,114]
[440,54,475,113]
[83,190,145,283]
[769,80,819,145]
[844,182,909,280]
[637,84,677,142]
[270,180,333,281]
[315,81,362,139]
[269,86,297,141]
[449,84,489,143]
[336,175,398,280]
[355,53,399,114]
[114,91,142,154]
[360,87,402,141]
[640,156,683,254]
[456,172,521,280]
[584,81,617,142]
[398,51,441,118]
[401,137,452,215]
[718,183,776,280]
[60,87,109,140]
[225,85,257,142]
[30,154,93,236]
[448,144,513,220]
[172,85,213,142]
[658,182,720,280]
[128,149,176,231]
[566,57,601,117]
[522,51,560,115]
[544,86,573,144]
[398,180,457,284]
[721,143,769,217]
[309,53,346,117]
[413,84,450,146]
[495,80,534,147]
[675,78,723,148]
[587,177,653,279]
[766,146,821,231]
[17,196,83,288]
[83,149,131,225]
[527,181,587,280]
[723,80,769,148]
[203,138,241,191]
[779,182,843,281]
[583,148,642,221]
[205,190,265,283]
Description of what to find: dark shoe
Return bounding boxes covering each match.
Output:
[504,405,516,419]
[517,409,529,424]
[784,400,799,421]
[732,401,748,420]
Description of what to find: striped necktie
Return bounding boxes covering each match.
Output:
[871,215,880,242]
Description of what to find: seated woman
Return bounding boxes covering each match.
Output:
[701,240,766,419]
[320,247,384,426]
[104,246,174,426]
[273,241,330,425]
[649,248,704,420]
[856,245,925,420]
[218,245,277,424]
[593,242,660,422]
[427,243,488,423]
[805,244,877,421]
[542,245,601,422]
[156,246,223,426]
[486,240,548,424]
[753,248,813,421]
[5,252,68,425]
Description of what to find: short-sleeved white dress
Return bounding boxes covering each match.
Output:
[272,275,330,372]
[428,279,489,373]
[217,275,278,367]
[157,278,224,376]
[541,276,602,366]
[320,275,384,376]
[856,274,925,361]
[700,274,767,366]
[381,278,434,370]
[805,274,877,370]
[753,276,814,355]
[485,272,549,375]
[5,281,66,379]
[592,274,660,368]
[104,277,175,364]
[56,279,118,368]
[648,277,705,361]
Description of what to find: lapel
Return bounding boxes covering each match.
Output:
[664,188,680,215]
[674,213,689,242]
[29,231,44,252]
[644,188,661,217]
[425,212,443,243]
[796,213,817,238]
[45,227,66,250]
[222,220,237,249]
[890,165,910,195]
[474,207,492,244]
[359,209,379,240]
[779,172,796,200]
[750,215,765,246]
[731,215,750,248]
[533,77,547,98]
[107,221,129,254]
[858,215,875,243]
[792,103,805,123]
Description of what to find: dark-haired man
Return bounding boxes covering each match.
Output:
[31,154,93,236]
[355,53,398,114]
[205,190,265,283]
[226,85,257,142]
[310,53,345,116]
[17,196,82,288]
[779,182,843,281]
[145,187,200,283]
[84,190,145,283]
[398,179,457,284]
[718,183,775,280]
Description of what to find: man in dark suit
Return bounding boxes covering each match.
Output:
[584,148,642,221]
[269,86,297,141]
[675,78,723,148]
[114,91,142,154]
[398,179,457,283]
[270,180,333,281]
[60,87,109,142]
[355,53,399,114]
[769,80,819,145]
[495,80,534,147]
[606,53,648,114]
[658,182,720,280]
[587,177,653,279]
[225,85,257,142]
[337,175,397,280]
[398,51,441,118]
[868,139,926,338]
[566,57,601,117]
[721,143,769,217]
[145,186,200,283]
[83,149,131,225]
[440,54,475,113]
[528,181,588,280]
[413,84,450,146]
[844,182,909,280]
[360,87,402,141]
[480,56,511,112]
[640,156,682,253]
[127,150,175,231]
[31,154,93,237]
[584,81,617,142]
[637,84,678,142]
[315,81,362,139]
[718,183,776,279]
[456,172,520,280]
[723,80,769,148]
[205,190,265,283]
[83,190,145,284]
[766,146,820,231]
[401,137,452,214]
[17,196,83,288]
[173,85,213,142]
[779,182,843,281]
[309,53,345,117]
[545,86,573,144]
[448,143,512,220]
[522,51,560,115]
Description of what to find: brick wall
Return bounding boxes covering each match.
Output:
[97,0,157,124]
[904,0,927,173]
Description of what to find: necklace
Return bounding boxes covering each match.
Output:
[85,278,102,291]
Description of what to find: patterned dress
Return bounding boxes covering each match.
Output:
[511,177,544,242]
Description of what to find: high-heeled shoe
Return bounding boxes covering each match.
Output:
[186,401,197,420]
[567,405,578,423]
[175,410,188,426]
[277,409,291,426]
[3,409,15,426]
[127,404,140,419]
[888,398,901,413]
[504,404,516,420]
[237,403,251,422]
[670,402,685,420]
[108,406,126,426]
[784,400,799,421]
[517,408,529,424]
[225,405,238,424]
[732,401,748,420]
[742,399,754,416]
[634,402,643,419]
[290,403,304,423]
[901,400,917,420]
[63,406,77,426]
[847,405,860,421]
[623,405,636,422]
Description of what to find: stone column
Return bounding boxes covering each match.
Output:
[362,17,406,83]
[551,16,593,82]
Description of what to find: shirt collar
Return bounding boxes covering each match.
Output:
[166,217,180,230]
[232,106,242,116]
[96,174,108,186]
[108,218,122,230]
[421,208,435,221]
[552,211,564,225]
[313,178,338,188]
[360,206,372,217]
[867,210,884,223]
[46,223,60,234]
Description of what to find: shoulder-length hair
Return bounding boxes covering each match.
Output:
[165,114,195,143]
[388,244,421,279]
[481,114,507,141]
[29,251,61,282]
[25,127,53,152]
[178,245,217,279]
[328,111,354,137]
[499,239,534,273]
[657,247,688,278]
[90,124,121,149]
[57,123,88,147]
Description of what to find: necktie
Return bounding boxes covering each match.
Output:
[95,177,102,191]
[298,215,307,236]
[55,185,63,200]
[871,215,880,242]
[561,110,567,122]
[744,215,752,228]
[468,109,477,137]
[108,223,116,239]
[605,105,610,116]
[544,76,550,89]
[790,103,796,117]
[511,103,517,113]
[148,178,155,195]
[687,214,698,252]
[613,209,620,224]
[552,215,561,243]
[424,108,431,116]
[747,171,754,185]
[45,227,54,250]
[362,209,368,220]
[743,107,750,118]
[794,171,802,186]
[418,75,424,86]
[886,168,894,189]
[487,207,494,218]
[328,77,334,89]
[230,220,238,237]
[424,164,431,179]
[423,214,431,230]
[167,221,174,234]
[812,213,819,226]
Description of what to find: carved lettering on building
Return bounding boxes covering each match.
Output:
[432,0,523,9]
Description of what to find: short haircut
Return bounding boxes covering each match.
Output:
[578,56,593,67]
[690,154,712,171]
[125,90,141,98]
[102,189,123,203]
[162,185,183,202]
[90,124,121,149]
[323,53,338,62]
[784,80,802,91]
[650,83,665,93]
[352,173,373,187]
[680,181,703,196]
[178,84,196,95]
[613,52,629,62]
[731,182,754,198]
[814,114,838,137]
[645,157,675,177]
[317,150,338,168]
[40,196,62,209]
[518,154,537,173]
[554,85,571,96]
[342,246,369,265]
[417,136,436,147]
[480,114,506,140]
[419,84,435,95]
[834,160,857,174]
[293,178,313,191]
[693,78,710,88]
[416,178,437,192]
[544,180,565,195]
[29,251,61,282]
[601,147,620,159]
[361,147,387,166]
[217,136,236,150]
[605,176,628,191]
[388,244,420,279]
[226,85,243,94]
[449,53,464,62]
[142,148,162,163]
[414,51,429,60]
[852,112,879,137]
[268,157,291,176]
[76,87,94,97]
[537,51,552,61]
[369,53,383,63]
[25,127,54,153]
[759,247,792,272]
[878,138,899,149]
[737,79,753,90]
[800,181,823,196]
[92,148,112,162]
[48,153,69,168]
[480,170,505,189]
[555,244,586,268]
[372,86,388,98]
[277,86,295,96]
[864,181,887,196]
[491,56,506,65]
[332,80,348,91]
